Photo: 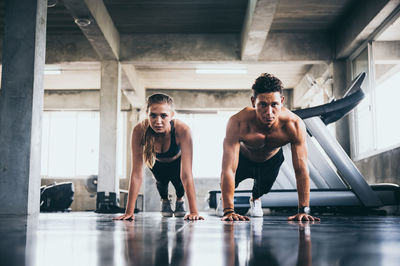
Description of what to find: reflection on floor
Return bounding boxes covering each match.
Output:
[1,212,400,266]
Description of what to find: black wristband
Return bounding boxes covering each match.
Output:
[223,207,234,212]
[223,210,235,216]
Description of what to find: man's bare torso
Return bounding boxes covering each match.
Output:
[236,107,298,162]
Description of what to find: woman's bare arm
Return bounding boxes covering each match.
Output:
[176,120,204,220]
[113,123,144,221]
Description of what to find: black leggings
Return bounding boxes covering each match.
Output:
[150,157,185,200]
[235,149,284,199]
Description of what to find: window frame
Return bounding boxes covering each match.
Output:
[349,42,400,160]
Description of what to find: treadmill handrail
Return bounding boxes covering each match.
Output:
[293,72,366,124]
[304,117,383,207]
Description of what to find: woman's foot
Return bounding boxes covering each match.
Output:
[160,199,173,217]
[174,200,186,217]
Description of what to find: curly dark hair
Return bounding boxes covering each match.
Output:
[252,73,284,98]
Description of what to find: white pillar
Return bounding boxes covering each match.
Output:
[96,60,122,212]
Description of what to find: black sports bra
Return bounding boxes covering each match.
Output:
[156,120,181,159]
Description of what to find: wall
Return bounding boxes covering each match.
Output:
[354,147,400,184]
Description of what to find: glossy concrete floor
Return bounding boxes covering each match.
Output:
[1,212,400,266]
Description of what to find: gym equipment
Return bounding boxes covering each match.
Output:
[85,175,98,197]
[40,182,74,212]
[209,72,400,214]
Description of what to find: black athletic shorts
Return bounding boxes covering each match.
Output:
[235,148,284,199]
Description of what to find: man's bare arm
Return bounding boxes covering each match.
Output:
[221,116,249,221]
[288,119,320,221]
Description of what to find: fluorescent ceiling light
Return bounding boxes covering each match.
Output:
[44,70,62,75]
[45,65,62,75]
[196,68,247,74]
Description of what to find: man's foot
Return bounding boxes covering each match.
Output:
[174,200,186,217]
[216,197,224,217]
[161,199,173,217]
[247,198,263,217]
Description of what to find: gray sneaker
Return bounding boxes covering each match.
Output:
[174,200,186,217]
[161,199,173,217]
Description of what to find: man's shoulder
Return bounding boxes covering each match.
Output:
[279,107,299,122]
[280,108,305,140]
[230,107,254,122]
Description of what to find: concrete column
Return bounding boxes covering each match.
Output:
[96,60,122,212]
[0,0,47,215]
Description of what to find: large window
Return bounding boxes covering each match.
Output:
[176,111,236,178]
[351,47,375,156]
[350,21,400,159]
[374,52,400,149]
[41,111,126,178]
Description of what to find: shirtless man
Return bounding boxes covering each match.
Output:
[220,73,320,222]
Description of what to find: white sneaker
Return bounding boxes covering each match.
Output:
[247,199,263,217]
[216,197,224,217]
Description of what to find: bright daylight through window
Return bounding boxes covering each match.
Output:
[176,111,236,178]
[351,15,400,158]
[41,111,126,178]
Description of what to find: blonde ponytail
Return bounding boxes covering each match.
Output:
[142,93,175,168]
[141,120,156,168]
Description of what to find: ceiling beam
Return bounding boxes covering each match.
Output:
[335,0,400,59]
[43,90,131,111]
[259,32,333,61]
[62,0,120,60]
[44,32,331,64]
[119,32,332,63]
[241,0,279,61]
[146,89,252,110]
[121,64,146,109]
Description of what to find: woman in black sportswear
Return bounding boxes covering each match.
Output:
[113,94,203,221]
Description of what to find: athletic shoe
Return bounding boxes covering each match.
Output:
[247,198,263,217]
[161,199,173,217]
[174,200,186,217]
[216,197,224,217]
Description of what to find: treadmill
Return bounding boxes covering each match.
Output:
[208,72,400,214]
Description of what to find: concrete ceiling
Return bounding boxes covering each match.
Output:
[2,0,399,103]
[271,0,356,32]
[42,0,355,34]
